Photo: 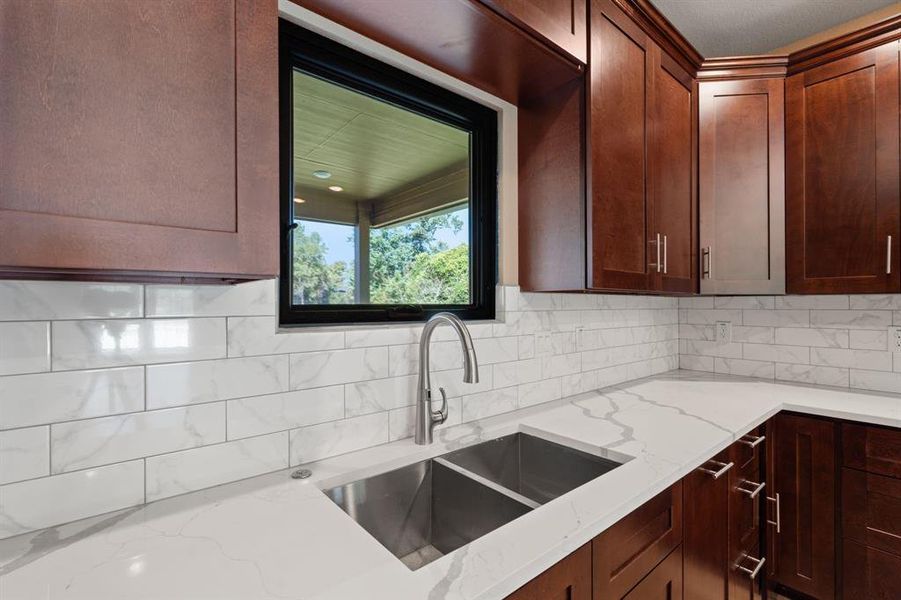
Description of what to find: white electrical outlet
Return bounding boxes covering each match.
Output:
[716,321,732,344]
[889,326,901,353]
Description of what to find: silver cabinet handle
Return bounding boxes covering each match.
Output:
[656,233,662,273]
[767,493,781,533]
[737,479,765,499]
[663,235,667,274]
[736,554,766,579]
[888,235,893,274]
[702,247,711,279]
[738,433,765,448]
[698,459,734,479]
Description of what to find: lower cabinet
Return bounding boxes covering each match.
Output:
[507,543,592,600]
[843,539,901,599]
[623,547,683,600]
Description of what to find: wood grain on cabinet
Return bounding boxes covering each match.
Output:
[698,78,785,294]
[729,435,764,600]
[593,482,682,600]
[506,543,592,600]
[683,451,730,600]
[588,0,652,291]
[843,422,901,479]
[771,413,836,599]
[649,46,696,294]
[785,40,901,294]
[622,546,683,600]
[0,0,279,282]
[481,0,587,63]
[842,539,901,600]
[842,467,901,558]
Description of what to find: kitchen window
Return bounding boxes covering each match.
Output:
[278,21,498,326]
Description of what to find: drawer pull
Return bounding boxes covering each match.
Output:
[766,493,781,533]
[738,434,765,448]
[736,554,766,579]
[737,479,765,499]
[698,460,734,479]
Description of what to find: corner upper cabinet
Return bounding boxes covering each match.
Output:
[481,0,587,63]
[698,78,785,295]
[0,0,279,282]
[785,40,900,294]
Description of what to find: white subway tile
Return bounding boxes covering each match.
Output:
[714,296,775,310]
[146,355,288,409]
[0,322,49,375]
[518,378,562,408]
[518,335,536,359]
[743,309,809,328]
[679,339,742,359]
[743,343,809,364]
[849,369,901,394]
[732,326,775,344]
[344,326,420,348]
[0,427,49,484]
[774,327,848,348]
[289,413,388,465]
[227,386,344,439]
[678,309,742,325]
[0,281,143,321]
[679,354,714,372]
[0,460,144,539]
[677,324,714,341]
[776,363,849,387]
[145,279,275,317]
[810,348,893,371]
[461,387,518,421]
[850,329,888,350]
[679,297,714,309]
[810,310,892,330]
[473,337,519,365]
[145,433,288,502]
[492,359,542,389]
[52,318,225,370]
[714,358,775,379]
[227,316,344,357]
[541,353,582,378]
[51,404,225,473]
[775,296,849,309]
[290,347,388,389]
[344,376,417,416]
[0,367,144,430]
[849,295,901,310]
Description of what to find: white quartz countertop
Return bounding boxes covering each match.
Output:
[2,370,900,600]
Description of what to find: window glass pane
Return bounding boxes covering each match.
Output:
[291,69,472,306]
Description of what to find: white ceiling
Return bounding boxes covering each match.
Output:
[650,0,898,57]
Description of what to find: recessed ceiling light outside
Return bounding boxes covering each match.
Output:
[293,197,305,204]
[312,170,332,179]
[328,185,343,192]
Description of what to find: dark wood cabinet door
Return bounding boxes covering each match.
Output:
[698,78,785,295]
[771,414,836,599]
[482,0,587,63]
[507,543,591,600]
[843,539,901,600]
[842,467,901,557]
[729,436,764,600]
[785,40,901,294]
[843,422,901,478]
[588,0,652,292]
[683,452,730,600]
[594,483,682,600]
[0,0,278,281]
[649,45,696,294]
[622,546,683,600]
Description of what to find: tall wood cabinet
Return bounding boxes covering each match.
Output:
[481,0,587,63]
[785,40,901,294]
[0,0,279,282]
[588,0,695,294]
[698,78,785,295]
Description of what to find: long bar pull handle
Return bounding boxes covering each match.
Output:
[888,235,893,274]
[738,434,765,448]
[663,235,668,274]
[698,459,734,479]
[656,233,662,273]
[736,554,766,579]
[766,493,781,533]
[737,479,766,499]
[702,247,711,279]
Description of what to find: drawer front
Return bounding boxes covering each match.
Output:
[730,435,763,553]
[733,427,765,475]
[729,542,764,600]
[843,467,901,556]
[622,545,683,600]
[843,422,901,478]
[843,539,901,599]
[593,482,683,600]
[507,543,591,600]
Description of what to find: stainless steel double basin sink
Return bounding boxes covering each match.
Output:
[323,432,626,570]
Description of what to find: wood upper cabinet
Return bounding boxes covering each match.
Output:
[481,0,587,63]
[770,413,836,599]
[506,544,591,600]
[588,0,695,293]
[698,78,785,295]
[0,0,278,282]
[785,40,901,294]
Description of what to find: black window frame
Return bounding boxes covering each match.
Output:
[278,20,498,327]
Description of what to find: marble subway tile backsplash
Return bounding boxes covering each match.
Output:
[679,295,901,392]
[0,279,678,539]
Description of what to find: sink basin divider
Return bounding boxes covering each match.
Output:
[432,457,541,510]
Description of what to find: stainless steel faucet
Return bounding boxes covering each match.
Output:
[415,312,479,445]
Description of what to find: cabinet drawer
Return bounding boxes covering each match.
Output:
[843,467,901,556]
[506,543,591,600]
[622,545,683,600]
[733,428,765,475]
[843,539,901,599]
[844,423,901,478]
[593,482,683,600]
[729,542,764,600]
